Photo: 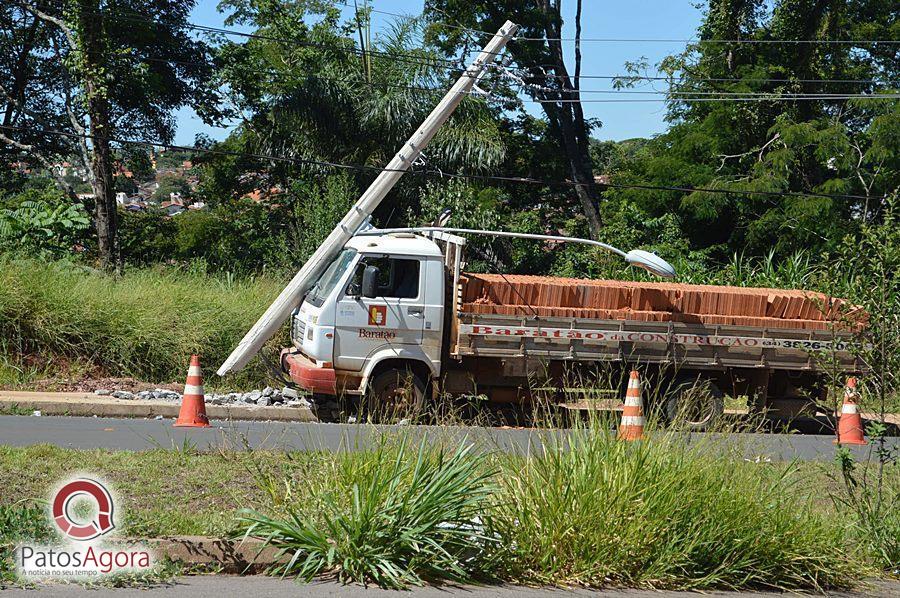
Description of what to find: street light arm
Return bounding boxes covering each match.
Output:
[357,226,677,279]
[358,226,628,257]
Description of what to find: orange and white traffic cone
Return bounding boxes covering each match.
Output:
[174,355,210,428]
[834,377,866,445]
[618,370,645,441]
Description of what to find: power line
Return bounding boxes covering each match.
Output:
[35,0,473,73]
[39,0,898,101]
[38,0,900,81]
[519,73,899,85]
[139,55,899,103]
[526,94,900,103]
[325,1,900,47]
[514,36,900,45]
[0,124,882,203]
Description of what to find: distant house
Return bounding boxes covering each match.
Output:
[160,200,185,216]
[242,186,284,203]
[117,192,144,207]
[52,161,89,181]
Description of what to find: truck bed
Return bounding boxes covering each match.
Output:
[453,274,863,372]
[452,312,859,371]
[460,273,865,331]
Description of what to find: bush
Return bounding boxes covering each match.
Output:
[119,209,178,266]
[285,173,356,263]
[493,430,862,591]
[0,184,90,258]
[119,200,294,273]
[237,428,868,591]
[236,439,497,589]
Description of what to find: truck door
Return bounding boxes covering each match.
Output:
[333,255,425,372]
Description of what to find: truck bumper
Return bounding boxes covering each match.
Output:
[281,349,336,395]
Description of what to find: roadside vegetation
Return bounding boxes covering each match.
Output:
[1,432,896,590]
[0,256,283,385]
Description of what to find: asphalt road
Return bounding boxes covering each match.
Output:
[1,414,896,461]
[4,577,900,598]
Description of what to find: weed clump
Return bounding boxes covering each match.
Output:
[236,438,497,589]
[237,428,867,591]
[494,430,863,590]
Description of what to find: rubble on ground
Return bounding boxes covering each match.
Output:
[93,385,312,409]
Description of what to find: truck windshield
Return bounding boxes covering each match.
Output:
[305,248,357,308]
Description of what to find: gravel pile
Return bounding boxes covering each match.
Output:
[94,386,312,409]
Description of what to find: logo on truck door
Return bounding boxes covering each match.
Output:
[368,305,387,326]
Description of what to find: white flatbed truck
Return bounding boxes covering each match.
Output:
[280,227,860,426]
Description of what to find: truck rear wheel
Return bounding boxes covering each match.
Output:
[664,377,724,432]
[366,368,427,422]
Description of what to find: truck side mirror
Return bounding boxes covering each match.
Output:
[361,265,379,299]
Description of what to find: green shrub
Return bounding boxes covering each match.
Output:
[174,201,291,273]
[119,209,178,266]
[493,430,863,590]
[236,439,497,589]
[0,184,90,258]
[833,447,900,574]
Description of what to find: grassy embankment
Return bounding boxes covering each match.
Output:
[1,431,898,590]
[0,257,284,389]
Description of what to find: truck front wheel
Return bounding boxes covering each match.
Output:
[664,377,725,432]
[366,368,427,422]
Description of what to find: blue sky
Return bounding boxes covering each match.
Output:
[175,1,705,145]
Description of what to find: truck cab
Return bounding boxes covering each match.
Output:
[282,233,447,401]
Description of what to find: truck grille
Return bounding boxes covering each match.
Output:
[293,316,306,345]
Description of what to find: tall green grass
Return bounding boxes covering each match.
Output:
[0,257,284,383]
[493,430,862,590]
[237,438,497,589]
[0,500,54,585]
[237,429,869,591]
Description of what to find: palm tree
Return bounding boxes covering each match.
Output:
[216,5,505,186]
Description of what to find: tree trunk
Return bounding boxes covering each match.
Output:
[77,0,118,270]
[532,0,603,239]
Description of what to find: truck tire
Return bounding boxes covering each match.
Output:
[366,368,427,422]
[664,377,724,432]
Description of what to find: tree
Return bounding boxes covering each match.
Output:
[1,0,219,269]
[205,0,506,220]
[606,0,899,258]
[424,0,605,239]
[0,3,75,194]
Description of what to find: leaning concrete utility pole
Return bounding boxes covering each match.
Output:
[218,20,519,376]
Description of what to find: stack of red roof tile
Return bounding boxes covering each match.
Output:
[460,273,866,331]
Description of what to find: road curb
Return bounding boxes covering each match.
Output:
[0,391,318,422]
[145,536,285,573]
